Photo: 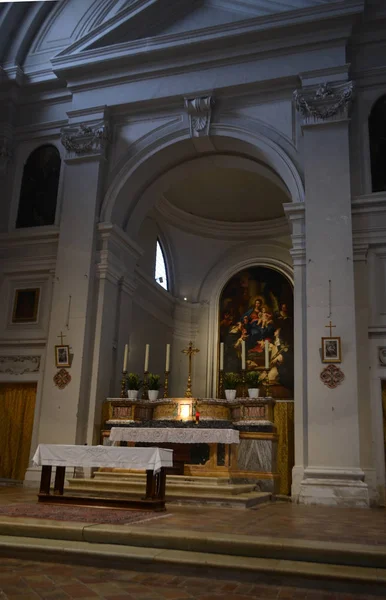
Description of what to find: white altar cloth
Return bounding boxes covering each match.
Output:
[109,427,239,445]
[32,444,173,473]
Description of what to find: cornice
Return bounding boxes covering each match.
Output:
[155,197,289,241]
[352,193,386,214]
[134,266,175,309]
[97,222,143,263]
[0,227,60,250]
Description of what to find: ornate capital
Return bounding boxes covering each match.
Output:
[184,96,214,138]
[60,120,109,158]
[0,136,13,176]
[294,81,354,125]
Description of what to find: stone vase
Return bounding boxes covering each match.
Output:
[248,388,259,398]
[148,390,159,400]
[127,390,139,399]
[225,389,237,400]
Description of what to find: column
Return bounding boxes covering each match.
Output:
[86,223,141,444]
[36,111,110,446]
[283,203,307,499]
[294,78,369,506]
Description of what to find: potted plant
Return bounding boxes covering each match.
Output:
[147,373,161,400]
[246,371,261,398]
[223,372,240,400]
[126,373,142,399]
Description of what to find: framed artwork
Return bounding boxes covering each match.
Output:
[55,345,70,368]
[321,337,341,363]
[12,288,40,323]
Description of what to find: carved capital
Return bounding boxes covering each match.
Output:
[294,81,354,125]
[184,96,214,138]
[0,136,13,176]
[60,120,109,158]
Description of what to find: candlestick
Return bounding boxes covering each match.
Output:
[123,344,128,372]
[144,344,150,372]
[241,340,246,370]
[220,342,224,371]
[120,370,127,398]
[163,370,170,398]
[142,371,149,400]
[241,369,246,399]
[265,340,270,369]
[218,370,224,399]
[165,344,170,372]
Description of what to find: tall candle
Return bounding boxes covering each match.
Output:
[123,344,128,372]
[220,342,224,371]
[241,340,246,370]
[265,340,270,369]
[165,344,171,371]
[144,344,150,372]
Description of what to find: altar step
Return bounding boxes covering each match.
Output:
[66,473,270,508]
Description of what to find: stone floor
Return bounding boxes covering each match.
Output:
[0,486,386,599]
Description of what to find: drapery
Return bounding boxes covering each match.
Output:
[0,383,37,480]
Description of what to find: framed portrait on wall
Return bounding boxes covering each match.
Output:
[55,345,70,368]
[321,337,341,363]
[12,288,40,323]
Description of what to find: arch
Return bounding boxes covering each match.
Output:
[16,145,61,229]
[101,114,304,232]
[155,238,169,291]
[369,95,386,193]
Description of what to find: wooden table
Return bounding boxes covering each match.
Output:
[32,444,173,511]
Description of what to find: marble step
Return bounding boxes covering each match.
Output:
[67,478,256,496]
[94,472,232,486]
[65,481,268,507]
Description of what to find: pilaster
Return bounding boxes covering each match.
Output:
[294,76,369,506]
[37,108,111,447]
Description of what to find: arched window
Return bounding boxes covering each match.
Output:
[16,144,61,228]
[369,95,386,193]
[155,239,168,291]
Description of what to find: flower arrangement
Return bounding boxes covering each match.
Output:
[147,373,161,390]
[223,372,241,390]
[126,372,142,390]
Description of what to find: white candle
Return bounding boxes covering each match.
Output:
[241,340,246,370]
[220,343,224,371]
[144,344,150,372]
[123,344,128,372]
[165,344,171,372]
[265,340,270,369]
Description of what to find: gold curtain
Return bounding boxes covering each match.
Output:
[0,383,37,480]
[274,401,294,496]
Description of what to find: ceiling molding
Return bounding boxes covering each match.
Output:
[155,196,289,240]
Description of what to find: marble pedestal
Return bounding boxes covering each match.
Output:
[298,468,370,508]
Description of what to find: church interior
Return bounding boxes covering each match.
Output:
[1,0,386,597]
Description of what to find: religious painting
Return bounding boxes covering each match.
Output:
[55,345,70,368]
[219,267,294,399]
[321,337,341,363]
[12,288,40,323]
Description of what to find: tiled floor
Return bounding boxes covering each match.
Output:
[0,557,384,600]
[1,487,386,547]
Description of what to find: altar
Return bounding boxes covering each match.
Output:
[101,396,281,493]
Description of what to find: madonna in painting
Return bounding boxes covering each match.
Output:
[219,267,294,398]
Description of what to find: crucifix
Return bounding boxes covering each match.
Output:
[57,331,66,345]
[325,321,336,337]
[182,341,200,398]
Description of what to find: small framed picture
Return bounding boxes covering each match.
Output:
[321,337,341,363]
[55,345,70,368]
[12,288,40,323]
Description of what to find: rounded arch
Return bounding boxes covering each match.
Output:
[101,115,304,233]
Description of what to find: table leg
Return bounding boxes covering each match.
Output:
[145,469,155,498]
[53,466,66,495]
[157,468,166,501]
[39,465,52,495]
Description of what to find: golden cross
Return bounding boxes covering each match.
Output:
[325,321,336,337]
[57,331,66,345]
[182,341,200,398]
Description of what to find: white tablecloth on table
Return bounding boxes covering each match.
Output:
[32,444,173,473]
[109,427,239,445]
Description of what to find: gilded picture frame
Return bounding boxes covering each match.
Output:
[321,337,341,363]
[12,288,40,323]
[55,345,71,368]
